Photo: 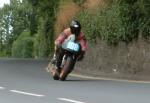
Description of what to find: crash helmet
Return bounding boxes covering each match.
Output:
[70,20,81,37]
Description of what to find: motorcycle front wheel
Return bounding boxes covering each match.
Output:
[59,56,75,81]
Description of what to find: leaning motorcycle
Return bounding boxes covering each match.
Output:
[47,35,80,81]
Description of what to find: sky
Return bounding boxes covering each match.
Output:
[0,0,10,8]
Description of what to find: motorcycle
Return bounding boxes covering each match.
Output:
[47,35,80,81]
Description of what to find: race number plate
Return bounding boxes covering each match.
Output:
[66,42,80,52]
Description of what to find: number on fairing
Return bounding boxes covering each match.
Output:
[67,42,79,52]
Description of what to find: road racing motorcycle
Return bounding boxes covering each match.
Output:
[47,35,80,81]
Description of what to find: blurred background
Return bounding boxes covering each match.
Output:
[0,0,150,79]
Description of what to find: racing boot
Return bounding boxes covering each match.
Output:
[55,66,61,76]
[51,54,57,65]
[51,55,61,76]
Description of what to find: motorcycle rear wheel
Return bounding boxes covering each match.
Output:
[53,72,59,80]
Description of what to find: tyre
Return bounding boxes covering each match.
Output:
[59,56,75,81]
[53,72,59,80]
[48,64,59,80]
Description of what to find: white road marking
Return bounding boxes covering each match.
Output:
[58,98,86,103]
[10,90,45,97]
[0,86,5,90]
[70,73,150,84]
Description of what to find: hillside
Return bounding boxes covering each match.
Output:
[0,0,150,80]
[54,0,104,36]
[55,0,150,81]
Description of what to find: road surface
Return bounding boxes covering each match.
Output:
[0,58,150,103]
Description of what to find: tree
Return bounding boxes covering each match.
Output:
[12,30,33,58]
[0,4,12,56]
[0,0,34,57]
[1,0,60,58]
[10,0,31,39]
[29,0,60,58]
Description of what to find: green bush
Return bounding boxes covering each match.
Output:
[136,0,150,38]
[77,4,125,44]
[33,32,47,58]
[76,0,150,44]
[12,30,33,58]
[0,51,7,57]
[119,0,150,39]
[72,0,86,6]
[33,19,48,58]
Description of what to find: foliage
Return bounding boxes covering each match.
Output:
[33,18,47,58]
[12,30,33,58]
[0,4,12,56]
[77,4,125,44]
[136,0,150,38]
[118,0,150,39]
[33,0,59,57]
[0,0,59,58]
[1,0,150,58]
[0,0,32,56]
[72,0,86,6]
[10,0,32,39]
[77,0,150,44]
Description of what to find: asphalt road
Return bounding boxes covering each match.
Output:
[0,58,150,103]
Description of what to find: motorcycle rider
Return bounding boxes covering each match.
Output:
[51,20,87,74]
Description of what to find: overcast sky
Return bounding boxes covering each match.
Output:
[0,0,10,8]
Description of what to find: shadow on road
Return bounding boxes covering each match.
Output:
[65,79,104,82]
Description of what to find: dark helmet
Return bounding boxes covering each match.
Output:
[70,20,81,37]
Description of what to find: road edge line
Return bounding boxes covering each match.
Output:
[70,73,150,84]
